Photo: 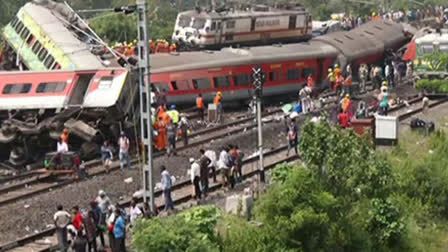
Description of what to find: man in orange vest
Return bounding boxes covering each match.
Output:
[214,92,223,123]
[196,94,205,121]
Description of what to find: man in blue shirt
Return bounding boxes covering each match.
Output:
[113,209,126,252]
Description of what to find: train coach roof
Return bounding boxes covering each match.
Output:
[313,20,407,61]
[179,8,307,19]
[150,42,338,74]
[22,3,104,69]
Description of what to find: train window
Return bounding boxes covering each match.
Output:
[269,71,283,82]
[233,74,251,86]
[226,20,236,29]
[171,80,191,90]
[302,68,315,79]
[44,54,55,69]
[211,22,216,31]
[36,82,67,93]
[193,18,206,29]
[15,21,24,34]
[98,76,114,89]
[178,16,191,28]
[193,78,212,90]
[152,82,170,92]
[26,34,35,45]
[286,69,300,80]
[20,27,30,40]
[2,83,32,95]
[214,76,230,88]
[38,48,48,61]
[11,17,19,28]
[32,41,42,55]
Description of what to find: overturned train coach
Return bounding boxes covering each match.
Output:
[152,20,413,105]
[0,68,138,165]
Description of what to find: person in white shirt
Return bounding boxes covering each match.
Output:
[204,149,217,182]
[118,131,131,170]
[218,147,231,188]
[96,190,111,215]
[190,158,201,201]
[54,205,71,252]
[57,138,68,153]
[56,138,68,169]
[130,199,143,227]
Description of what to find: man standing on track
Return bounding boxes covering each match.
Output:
[204,149,217,183]
[199,149,211,197]
[214,92,223,123]
[161,165,174,212]
[190,158,202,202]
[196,93,205,121]
[54,205,71,252]
[101,141,113,173]
[118,131,131,170]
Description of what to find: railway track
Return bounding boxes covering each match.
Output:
[0,107,285,208]
[0,145,300,252]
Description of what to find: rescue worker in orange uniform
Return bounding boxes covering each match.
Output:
[196,93,205,121]
[341,94,353,119]
[334,64,341,78]
[154,116,167,151]
[214,92,223,123]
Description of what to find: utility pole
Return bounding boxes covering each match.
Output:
[136,0,155,213]
[252,67,266,183]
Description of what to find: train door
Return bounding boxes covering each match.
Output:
[297,14,306,33]
[215,21,223,45]
[68,73,94,106]
[289,15,297,29]
[317,58,325,89]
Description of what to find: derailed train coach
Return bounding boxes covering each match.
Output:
[152,20,413,105]
[0,68,138,165]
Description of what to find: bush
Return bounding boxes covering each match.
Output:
[132,206,221,252]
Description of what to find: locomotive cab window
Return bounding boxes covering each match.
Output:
[233,74,251,86]
[36,82,67,93]
[193,18,206,29]
[214,76,230,88]
[302,68,316,78]
[171,80,191,90]
[287,69,300,80]
[211,22,216,31]
[193,78,212,90]
[3,83,32,94]
[226,20,236,29]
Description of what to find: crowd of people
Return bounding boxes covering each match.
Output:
[336,5,448,31]
[112,39,178,57]
[53,190,132,252]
